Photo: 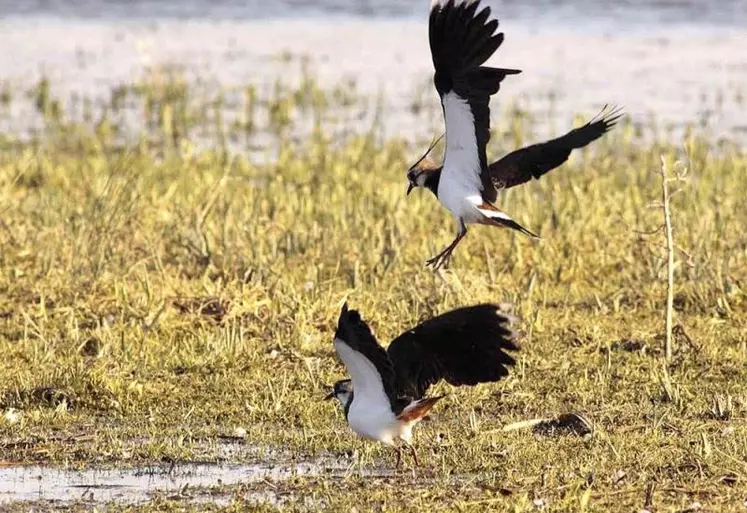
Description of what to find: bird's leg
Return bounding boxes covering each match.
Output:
[394,447,403,470]
[425,243,452,270]
[408,445,419,467]
[426,224,467,270]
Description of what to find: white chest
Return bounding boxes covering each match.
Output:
[437,90,486,225]
[347,398,401,446]
[438,168,485,225]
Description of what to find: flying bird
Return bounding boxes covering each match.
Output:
[407,0,623,270]
[325,302,520,467]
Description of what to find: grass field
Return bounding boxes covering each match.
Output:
[0,72,746,512]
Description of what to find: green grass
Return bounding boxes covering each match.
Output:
[0,71,746,512]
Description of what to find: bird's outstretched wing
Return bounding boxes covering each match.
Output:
[386,303,520,399]
[489,105,624,190]
[333,304,400,413]
[429,0,520,196]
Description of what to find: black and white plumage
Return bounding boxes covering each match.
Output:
[325,302,520,466]
[406,0,623,270]
[481,106,623,190]
[406,0,521,270]
[410,106,623,196]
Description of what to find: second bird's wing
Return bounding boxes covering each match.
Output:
[386,303,520,399]
[489,106,624,190]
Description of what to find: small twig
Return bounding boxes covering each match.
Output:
[658,156,677,360]
[0,213,17,244]
[674,244,696,267]
[499,418,549,432]
[644,481,656,510]
[631,226,664,236]
[674,323,700,352]
[592,488,640,499]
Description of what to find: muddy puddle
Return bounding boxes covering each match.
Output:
[0,458,355,506]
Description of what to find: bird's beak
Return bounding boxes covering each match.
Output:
[324,392,335,401]
[406,181,415,196]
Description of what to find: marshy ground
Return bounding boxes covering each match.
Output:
[0,68,745,511]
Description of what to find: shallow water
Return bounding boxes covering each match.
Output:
[0,459,350,506]
[0,2,745,146]
[1,18,744,142]
[3,0,747,29]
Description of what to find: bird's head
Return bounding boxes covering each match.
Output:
[406,157,440,195]
[406,133,444,196]
[324,379,353,407]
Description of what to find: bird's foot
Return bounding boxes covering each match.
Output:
[425,230,465,271]
[425,254,443,270]
[393,445,420,473]
[425,249,452,271]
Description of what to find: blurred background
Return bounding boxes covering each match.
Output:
[1,0,746,144]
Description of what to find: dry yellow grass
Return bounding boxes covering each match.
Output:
[0,72,745,511]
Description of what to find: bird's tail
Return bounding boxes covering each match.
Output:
[477,202,539,238]
[396,395,445,423]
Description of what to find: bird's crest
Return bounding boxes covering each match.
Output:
[407,133,444,174]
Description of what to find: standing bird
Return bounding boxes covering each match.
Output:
[325,302,520,467]
[407,0,623,270]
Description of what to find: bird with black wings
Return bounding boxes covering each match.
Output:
[406,0,623,270]
[325,302,520,467]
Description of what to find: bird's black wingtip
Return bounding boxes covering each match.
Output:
[429,0,513,77]
[337,302,356,330]
[336,303,371,343]
[338,302,360,323]
[493,303,522,350]
[456,302,522,351]
[592,104,626,131]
